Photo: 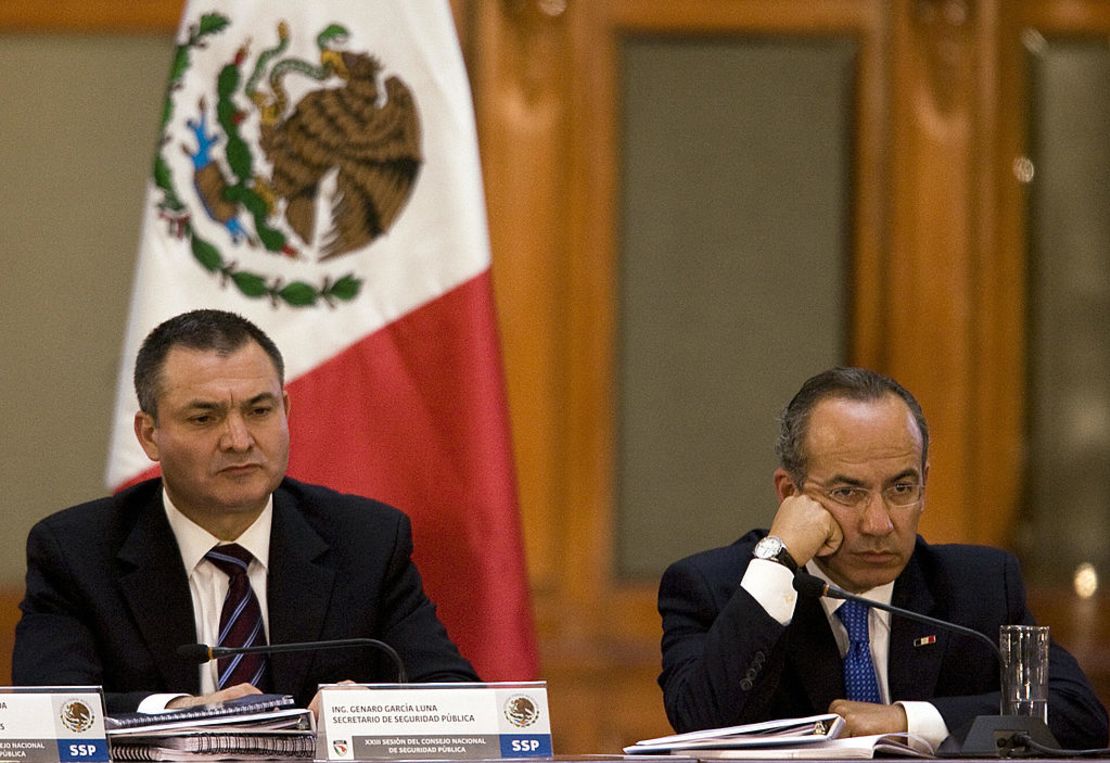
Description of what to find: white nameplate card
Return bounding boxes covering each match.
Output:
[317,681,551,760]
[0,687,109,763]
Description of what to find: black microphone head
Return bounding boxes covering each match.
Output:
[792,571,831,599]
[176,643,214,663]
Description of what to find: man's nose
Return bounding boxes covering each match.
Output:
[859,492,894,535]
[220,412,253,451]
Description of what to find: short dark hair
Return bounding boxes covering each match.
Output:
[134,309,285,418]
[775,367,929,484]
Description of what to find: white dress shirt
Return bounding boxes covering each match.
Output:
[741,557,949,747]
[136,489,273,712]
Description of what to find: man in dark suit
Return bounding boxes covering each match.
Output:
[658,367,1107,750]
[14,309,477,714]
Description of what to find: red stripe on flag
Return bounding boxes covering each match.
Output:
[286,271,537,680]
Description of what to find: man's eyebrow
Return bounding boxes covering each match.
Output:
[182,400,227,412]
[886,468,922,484]
[824,475,866,487]
[244,392,278,406]
[180,392,277,411]
[823,469,921,487]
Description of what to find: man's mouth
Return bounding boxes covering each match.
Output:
[220,463,260,474]
[854,549,897,562]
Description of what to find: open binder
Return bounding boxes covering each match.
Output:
[625,714,935,759]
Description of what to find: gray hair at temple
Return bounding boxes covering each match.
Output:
[133,309,285,420]
[774,366,929,485]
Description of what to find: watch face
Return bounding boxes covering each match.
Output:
[755,537,783,558]
[753,536,796,572]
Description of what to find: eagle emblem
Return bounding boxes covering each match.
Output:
[503,695,540,728]
[59,699,95,733]
[154,13,423,307]
[253,30,422,261]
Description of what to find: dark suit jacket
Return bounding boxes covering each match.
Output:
[13,477,478,714]
[658,530,1108,749]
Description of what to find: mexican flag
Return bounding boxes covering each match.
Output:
[105,0,538,681]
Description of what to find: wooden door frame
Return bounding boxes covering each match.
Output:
[560,0,889,633]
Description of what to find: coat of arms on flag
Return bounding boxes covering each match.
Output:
[156,12,423,307]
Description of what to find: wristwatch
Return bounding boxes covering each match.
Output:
[753,535,798,574]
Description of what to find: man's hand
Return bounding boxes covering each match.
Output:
[768,494,843,566]
[309,680,359,719]
[166,683,262,709]
[828,699,906,737]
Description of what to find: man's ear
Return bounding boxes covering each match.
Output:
[134,411,161,462]
[773,467,798,502]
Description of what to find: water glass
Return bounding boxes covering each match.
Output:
[999,624,1049,723]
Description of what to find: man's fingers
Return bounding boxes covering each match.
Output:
[771,495,842,565]
[816,522,844,557]
[309,680,359,719]
[167,683,262,709]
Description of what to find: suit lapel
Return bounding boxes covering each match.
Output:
[117,488,200,695]
[887,551,948,701]
[266,486,334,699]
[788,593,843,712]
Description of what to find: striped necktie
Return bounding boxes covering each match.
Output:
[836,599,881,703]
[205,544,271,690]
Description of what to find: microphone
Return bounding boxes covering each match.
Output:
[177,638,409,683]
[793,571,1061,756]
[792,571,1000,659]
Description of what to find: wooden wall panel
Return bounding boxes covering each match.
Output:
[887,0,982,544]
[971,0,1028,549]
[0,1,181,31]
[471,0,573,603]
[0,589,18,684]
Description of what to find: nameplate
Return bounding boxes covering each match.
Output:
[0,687,109,763]
[317,681,552,760]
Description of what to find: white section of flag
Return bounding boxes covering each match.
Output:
[106,0,490,488]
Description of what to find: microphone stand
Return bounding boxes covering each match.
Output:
[793,572,1001,660]
[177,638,409,683]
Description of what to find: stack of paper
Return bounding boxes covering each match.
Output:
[107,694,315,761]
[624,714,934,759]
[625,714,845,754]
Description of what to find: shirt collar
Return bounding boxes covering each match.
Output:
[162,487,273,573]
[805,559,895,619]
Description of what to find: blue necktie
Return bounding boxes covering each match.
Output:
[836,599,881,703]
